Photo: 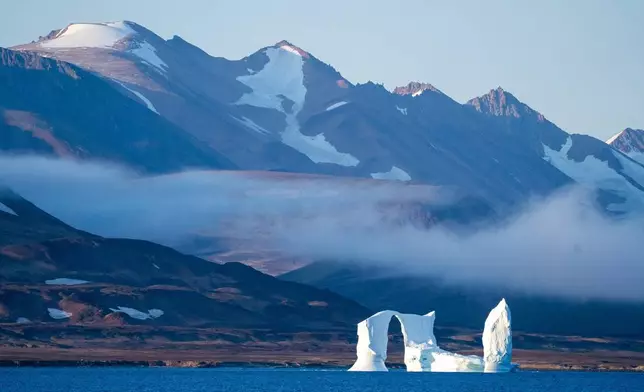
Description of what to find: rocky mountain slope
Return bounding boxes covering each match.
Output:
[0,47,233,173]
[607,128,644,165]
[0,188,369,329]
[467,88,644,213]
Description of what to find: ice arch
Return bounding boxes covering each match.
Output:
[348,310,436,371]
[348,299,512,372]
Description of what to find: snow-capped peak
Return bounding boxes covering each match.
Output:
[606,128,644,151]
[30,21,169,74]
[39,21,138,49]
[467,87,545,122]
[606,128,644,165]
[606,130,625,145]
[274,40,310,58]
[393,82,443,97]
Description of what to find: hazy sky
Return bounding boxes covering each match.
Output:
[1,0,642,140]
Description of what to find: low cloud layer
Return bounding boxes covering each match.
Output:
[1,155,643,301]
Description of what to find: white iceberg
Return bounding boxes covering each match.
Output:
[348,310,437,372]
[483,298,512,372]
[348,299,513,373]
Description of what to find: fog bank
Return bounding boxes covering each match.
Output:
[1,155,643,301]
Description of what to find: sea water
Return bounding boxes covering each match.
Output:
[1,367,642,391]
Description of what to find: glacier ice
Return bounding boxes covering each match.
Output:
[348,299,512,372]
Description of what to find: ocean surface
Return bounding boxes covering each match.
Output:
[1,367,643,392]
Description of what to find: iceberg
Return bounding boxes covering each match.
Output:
[483,298,512,372]
[348,310,437,372]
[348,299,512,372]
[348,310,397,371]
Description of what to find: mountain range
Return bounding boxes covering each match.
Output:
[1,20,644,341]
[5,21,644,212]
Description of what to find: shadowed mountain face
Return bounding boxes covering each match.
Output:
[0,47,234,174]
[0,189,370,329]
[281,261,644,337]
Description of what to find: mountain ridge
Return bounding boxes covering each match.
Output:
[607,128,644,165]
[8,19,644,214]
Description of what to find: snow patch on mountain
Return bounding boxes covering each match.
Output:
[279,44,304,57]
[543,137,644,212]
[606,131,623,145]
[130,41,167,73]
[326,101,348,111]
[48,308,71,319]
[109,306,164,320]
[0,202,17,215]
[45,278,90,285]
[148,309,164,318]
[233,116,270,135]
[235,47,359,166]
[371,166,412,182]
[41,22,135,49]
[283,130,360,166]
[114,81,159,114]
[236,47,305,112]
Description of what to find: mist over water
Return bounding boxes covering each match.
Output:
[1,155,643,301]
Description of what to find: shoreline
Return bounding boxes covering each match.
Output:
[1,359,643,372]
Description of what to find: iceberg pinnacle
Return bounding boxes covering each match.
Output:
[348,310,396,371]
[483,298,512,372]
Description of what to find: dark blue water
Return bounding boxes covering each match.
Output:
[1,368,643,392]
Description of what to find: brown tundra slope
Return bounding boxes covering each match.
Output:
[0,188,370,332]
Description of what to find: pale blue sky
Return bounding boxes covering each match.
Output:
[1,0,642,140]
